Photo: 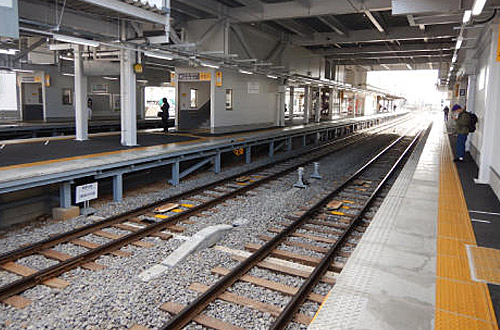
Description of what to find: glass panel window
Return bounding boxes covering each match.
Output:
[190,88,198,108]
[225,89,233,110]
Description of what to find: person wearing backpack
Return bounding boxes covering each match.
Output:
[451,104,471,162]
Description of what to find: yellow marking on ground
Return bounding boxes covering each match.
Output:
[330,211,345,216]
[355,188,366,192]
[341,206,350,210]
[180,203,195,208]
[469,246,500,285]
[236,182,249,186]
[0,137,208,171]
[342,200,355,204]
[155,214,169,219]
[170,209,184,213]
[435,130,498,330]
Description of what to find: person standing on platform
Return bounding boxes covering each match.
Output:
[87,97,93,121]
[452,104,470,162]
[158,97,170,133]
[443,105,449,121]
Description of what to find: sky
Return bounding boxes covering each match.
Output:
[367,70,447,107]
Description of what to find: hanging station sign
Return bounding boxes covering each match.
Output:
[177,72,212,82]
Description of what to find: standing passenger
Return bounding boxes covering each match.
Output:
[443,106,449,121]
[158,97,170,132]
[452,104,470,162]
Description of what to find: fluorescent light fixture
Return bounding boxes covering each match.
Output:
[455,37,463,50]
[267,74,278,79]
[450,66,454,72]
[381,64,390,70]
[239,69,253,75]
[406,64,412,70]
[364,10,384,33]
[305,81,311,85]
[53,34,100,48]
[472,0,487,16]
[103,76,118,80]
[59,56,74,61]
[0,49,18,55]
[12,69,34,73]
[463,10,472,23]
[137,79,148,84]
[144,51,174,61]
[452,54,458,63]
[200,62,220,69]
[62,73,75,77]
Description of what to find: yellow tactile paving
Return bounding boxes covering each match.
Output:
[435,131,498,330]
[469,246,500,286]
[437,254,473,282]
[435,310,497,330]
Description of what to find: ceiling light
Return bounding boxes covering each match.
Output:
[267,74,278,79]
[472,0,487,16]
[103,76,119,80]
[53,34,100,48]
[62,73,75,77]
[452,54,458,63]
[406,64,412,70]
[12,69,34,73]
[239,69,253,75]
[463,10,472,23]
[200,62,220,69]
[455,37,463,50]
[381,64,390,70]
[0,49,18,55]
[364,10,384,33]
[144,51,174,61]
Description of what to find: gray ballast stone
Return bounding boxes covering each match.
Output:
[139,224,233,281]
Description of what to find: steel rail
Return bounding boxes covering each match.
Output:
[270,124,429,329]
[0,119,410,301]
[160,125,424,330]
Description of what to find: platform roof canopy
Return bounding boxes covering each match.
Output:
[2,0,500,87]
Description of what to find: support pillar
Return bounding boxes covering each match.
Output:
[59,181,72,208]
[465,75,477,153]
[171,161,180,186]
[214,151,221,174]
[113,174,123,202]
[287,137,292,152]
[304,85,311,124]
[120,21,137,147]
[288,86,294,124]
[277,84,286,127]
[245,146,251,164]
[328,88,334,121]
[315,88,321,123]
[269,141,274,158]
[74,45,88,141]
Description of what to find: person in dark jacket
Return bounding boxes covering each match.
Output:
[443,105,449,121]
[158,98,170,132]
[452,104,470,162]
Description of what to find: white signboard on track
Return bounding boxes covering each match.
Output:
[75,182,98,203]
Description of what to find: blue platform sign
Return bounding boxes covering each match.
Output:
[0,0,19,39]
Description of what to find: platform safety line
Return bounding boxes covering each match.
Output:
[435,130,499,330]
[0,137,209,171]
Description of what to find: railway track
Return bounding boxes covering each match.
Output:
[0,115,418,309]
[158,123,430,329]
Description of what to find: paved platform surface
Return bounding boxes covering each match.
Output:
[309,115,499,329]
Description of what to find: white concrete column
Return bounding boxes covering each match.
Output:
[328,88,334,120]
[465,75,476,152]
[304,85,311,124]
[277,84,286,127]
[476,24,500,184]
[288,86,294,124]
[74,45,88,141]
[120,48,137,146]
[314,88,321,123]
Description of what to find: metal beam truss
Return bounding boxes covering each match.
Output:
[0,114,402,208]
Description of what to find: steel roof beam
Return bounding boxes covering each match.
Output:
[317,16,347,36]
[294,25,457,46]
[331,55,452,65]
[275,19,316,36]
[77,0,168,25]
[174,0,228,18]
[312,42,453,55]
[227,0,391,23]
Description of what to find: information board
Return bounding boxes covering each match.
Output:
[75,182,98,203]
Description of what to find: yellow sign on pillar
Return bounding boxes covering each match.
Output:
[497,20,500,62]
[200,72,211,81]
[216,71,223,87]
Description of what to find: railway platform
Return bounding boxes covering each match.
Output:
[0,113,402,212]
[309,116,500,329]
